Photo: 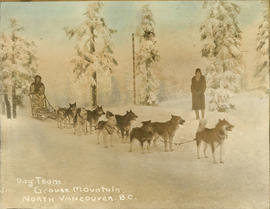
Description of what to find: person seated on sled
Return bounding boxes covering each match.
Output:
[29,75,46,116]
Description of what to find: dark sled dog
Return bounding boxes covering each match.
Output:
[86,105,105,133]
[73,108,88,135]
[66,102,77,127]
[151,115,185,152]
[96,111,117,148]
[56,102,77,128]
[194,119,234,164]
[129,120,154,153]
[115,110,138,143]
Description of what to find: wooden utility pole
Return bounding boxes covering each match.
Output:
[92,71,97,107]
[132,33,136,105]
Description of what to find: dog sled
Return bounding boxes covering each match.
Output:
[29,94,57,120]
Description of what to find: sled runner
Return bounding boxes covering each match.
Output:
[29,94,57,120]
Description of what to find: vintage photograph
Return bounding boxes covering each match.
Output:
[0,0,269,209]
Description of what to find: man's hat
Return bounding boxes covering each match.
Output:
[34,75,41,79]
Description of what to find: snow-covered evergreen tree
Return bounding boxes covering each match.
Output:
[0,18,38,115]
[136,5,160,105]
[255,6,269,91]
[200,0,243,112]
[64,2,117,107]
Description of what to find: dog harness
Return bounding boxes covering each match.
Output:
[105,124,116,135]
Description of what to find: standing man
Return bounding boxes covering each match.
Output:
[191,68,206,120]
[29,75,45,117]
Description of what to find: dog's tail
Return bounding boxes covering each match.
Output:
[197,119,207,132]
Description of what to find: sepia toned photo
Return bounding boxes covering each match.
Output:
[0,0,269,209]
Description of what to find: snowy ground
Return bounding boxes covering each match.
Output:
[0,92,269,209]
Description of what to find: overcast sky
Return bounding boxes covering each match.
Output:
[0,1,264,42]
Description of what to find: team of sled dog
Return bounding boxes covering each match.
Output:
[56,102,234,164]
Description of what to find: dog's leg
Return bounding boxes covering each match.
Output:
[80,123,83,136]
[220,140,224,163]
[84,123,87,135]
[147,140,151,153]
[103,133,108,148]
[153,135,158,147]
[63,117,66,128]
[211,143,217,164]
[154,139,157,147]
[87,121,90,133]
[64,118,68,128]
[63,118,66,128]
[125,130,129,143]
[58,118,62,129]
[85,121,88,133]
[115,129,120,143]
[203,142,208,158]
[80,122,83,135]
[66,118,69,128]
[164,136,169,152]
[67,117,70,128]
[89,120,92,134]
[196,139,201,159]
[73,124,76,135]
[76,123,79,135]
[153,137,157,147]
[169,136,174,152]
[123,130,127,143]
[116,128,121,140]
[97,130,100,144]
[129,137,133,152]
[141,141,144,154]
[121,129,125,143]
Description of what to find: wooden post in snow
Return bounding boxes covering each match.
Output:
[132,33,136,105]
